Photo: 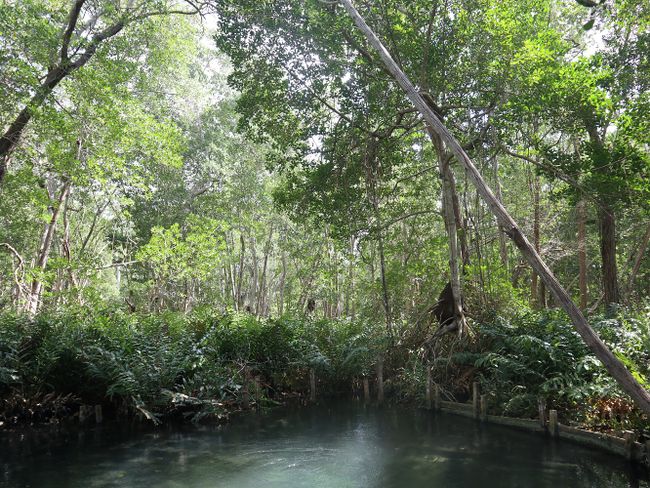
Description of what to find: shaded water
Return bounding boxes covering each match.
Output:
[1,403,648,487]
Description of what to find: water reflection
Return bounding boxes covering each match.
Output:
[1,403,648,487]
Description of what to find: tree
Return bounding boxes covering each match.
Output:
[0,0,208,186]
[500,2,650,307]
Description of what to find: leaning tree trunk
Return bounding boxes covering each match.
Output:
[339,0,650,413]
[0,0,131,187]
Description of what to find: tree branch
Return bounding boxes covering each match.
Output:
[500,145,608,212]
[61,0,87,62]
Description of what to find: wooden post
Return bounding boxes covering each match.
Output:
[425,364,432,410]
[538,399,546,429]
[434,384,441,410]
[309,368,316,402]
[79,405,89,423]
[480,394,488,421]
[472,382,480,419]
[94,405,103,424]
[549,409,558,437]
[376,358,384,404]
[363,376,370,403]
[242,365,251,408]
[623,431,636,461]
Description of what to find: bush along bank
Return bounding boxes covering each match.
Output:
[0,309,386,426]
[0,308,648,443]
[394,309,650,443]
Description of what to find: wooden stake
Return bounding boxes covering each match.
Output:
[480,394,488,421]
[309,368,316,402]
[376,358,384,404]
[94,405,103,424]
[549,410,558,437]
[434,384,441,410]
[472,382,480,419]
[363,376,370,402]
[623,431,636,461]
[339,0,650,414]
[79,405,89,423]
[242,365,251,408]
[538,399,546,429]
[426,364,432,409]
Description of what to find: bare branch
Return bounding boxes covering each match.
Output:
[0,242,24,267]
[97,260,139,270]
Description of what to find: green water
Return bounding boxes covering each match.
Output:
[1,403,648,487]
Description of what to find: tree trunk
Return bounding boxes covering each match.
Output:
[377,236,391,330]
[0,4,130,187]
[494,157,509,269]
[627,222,650,296]
[58,188,79,305]
[577,199,588,309]
[236,232,246,310]
[25,179,72,315]
[426,126,467,336]
[250,236,258,313]
[348,236,356,319]
[224,232,237,308]
[0,69,66,185]
[599,206,620,307]
[0,243,26,308]
[531,175,543,307]
[279,247,287,316]
[256,226,274,315]
[340,0,650,413]
[449,160,470,268]
[364,139,393,337]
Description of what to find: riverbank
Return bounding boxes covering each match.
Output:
[1,309,648,449]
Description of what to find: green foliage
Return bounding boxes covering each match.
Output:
[0,310,388,424]
[1,0,649,437]
[431,309,650,430]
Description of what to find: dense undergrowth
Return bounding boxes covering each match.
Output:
[0,308,648,438]
[0,310,384,426]
[418,309,650,436]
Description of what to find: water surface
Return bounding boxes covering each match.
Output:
[1,403,647,487]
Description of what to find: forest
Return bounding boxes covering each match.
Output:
[0,0,649,455]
